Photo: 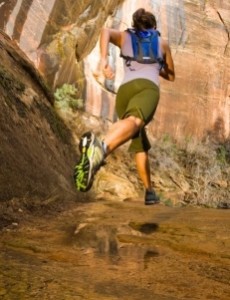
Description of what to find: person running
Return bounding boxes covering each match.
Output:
[74,8,175,205]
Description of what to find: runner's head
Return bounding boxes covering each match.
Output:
[132,8,157,31]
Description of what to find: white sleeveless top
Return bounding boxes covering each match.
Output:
[120,31,162,86]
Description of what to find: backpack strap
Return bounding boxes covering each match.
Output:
[120,29,138,66]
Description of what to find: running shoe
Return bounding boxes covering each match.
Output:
[145,189,160,205]
[74,132,104,192]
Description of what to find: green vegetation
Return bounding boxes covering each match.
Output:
[54,83,83,111]
[150,136,230,208]
[216,144,229,165]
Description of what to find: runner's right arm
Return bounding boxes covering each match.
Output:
[160,40,175,81]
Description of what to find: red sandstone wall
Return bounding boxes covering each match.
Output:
[0,0,229,140]
[85,0,230,141]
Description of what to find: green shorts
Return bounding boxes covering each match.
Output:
[116,79,159,153]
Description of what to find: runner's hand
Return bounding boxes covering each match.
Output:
[100,58,115,80]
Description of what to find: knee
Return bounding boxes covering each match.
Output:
[127,115,144,128]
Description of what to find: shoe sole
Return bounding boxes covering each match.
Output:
[74,132,96,192]
[145,200,160,205]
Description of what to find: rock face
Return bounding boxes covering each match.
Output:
[0,0,125,205]
[0,32,78,203]
[0,30,141,206]
[0,0,229,141]
[0,0,125,88]
[160,0,230,141]
[86,0,230,141]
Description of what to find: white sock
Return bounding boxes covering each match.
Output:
[102,141,107,156]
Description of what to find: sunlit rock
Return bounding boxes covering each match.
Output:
[0,0,229,141]
[85,0,230,141]
[93,167,139,201]
[0,0,125,89]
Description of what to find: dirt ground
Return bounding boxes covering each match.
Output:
[0,198,229,300]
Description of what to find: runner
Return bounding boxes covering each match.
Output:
[74,8,175,205]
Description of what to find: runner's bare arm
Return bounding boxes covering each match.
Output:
[160,40,175,81]
[99,28,122,79]
[100,28,122,58]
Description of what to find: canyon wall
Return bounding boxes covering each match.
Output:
[0,0,125,89]
[86,0,230,141]
[0,0,229,140]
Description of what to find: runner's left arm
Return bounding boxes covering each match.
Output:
[99,28,122,79]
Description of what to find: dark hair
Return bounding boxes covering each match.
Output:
[132,8,157,30]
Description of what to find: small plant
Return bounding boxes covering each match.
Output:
[163,198,174,207]
[54,83,83,110]
[216,145,228,166]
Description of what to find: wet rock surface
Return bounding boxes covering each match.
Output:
[1,200,229,299]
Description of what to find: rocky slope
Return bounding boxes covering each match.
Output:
[0,31,80,214]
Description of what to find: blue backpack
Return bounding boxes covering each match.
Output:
[120,28,165,68]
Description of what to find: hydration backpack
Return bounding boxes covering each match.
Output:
[120,28,165,68]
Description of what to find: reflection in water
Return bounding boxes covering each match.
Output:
[129,222,159,234]
[144,250,160,270]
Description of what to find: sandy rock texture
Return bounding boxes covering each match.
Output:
[0,199,229,299]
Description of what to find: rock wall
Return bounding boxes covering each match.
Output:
[0,0,125,88]
[159,0,230,141]
[85,0,230,141]
[0,32,78,202]
[0,0,229,141]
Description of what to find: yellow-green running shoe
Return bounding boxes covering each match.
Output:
[74,132,104,192]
